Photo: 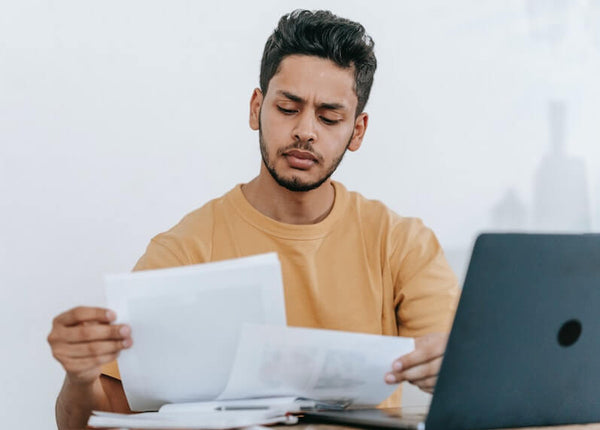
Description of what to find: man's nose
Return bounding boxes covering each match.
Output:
[292,111,317,143]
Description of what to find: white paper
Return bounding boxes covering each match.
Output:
[105,253,287,411]
[88,409,298,429]
[218,323,415,407]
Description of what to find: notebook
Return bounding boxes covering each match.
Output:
[304,233,600,430]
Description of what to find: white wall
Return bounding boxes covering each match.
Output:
[2,1,599,427]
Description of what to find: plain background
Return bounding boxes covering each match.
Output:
[1,0,599,427]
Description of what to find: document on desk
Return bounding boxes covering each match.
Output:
[218,323,415,407]
[88,324,414,429]
[105,253,287,411]
[88,409,298,429]
[104,251,415,417]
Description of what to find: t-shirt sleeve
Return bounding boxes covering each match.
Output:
[133,236,190,271]
[392,218,460,337]
[101,359,121,380]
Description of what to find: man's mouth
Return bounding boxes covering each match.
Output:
[284,150,318,169]
[285,150,318,161]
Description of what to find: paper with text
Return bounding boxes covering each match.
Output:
[105,253,286,411]
[218,323,414,407]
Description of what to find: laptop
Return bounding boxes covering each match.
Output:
[303,233,600,430]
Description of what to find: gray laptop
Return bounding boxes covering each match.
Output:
[304,233,600,430]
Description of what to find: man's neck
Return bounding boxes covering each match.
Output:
[242,171,335,225]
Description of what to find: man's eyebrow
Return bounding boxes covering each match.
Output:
[278,90,347,111]
[279,91,303,103]
[319,101,346,111]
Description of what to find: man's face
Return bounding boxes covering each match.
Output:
[250,55,368,192]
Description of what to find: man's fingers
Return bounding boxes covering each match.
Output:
[399,356,443,382]
[393,332,447,372]
[48,307,127,385]
[54,339,132,359]
[385,356,443,384]
[53,306,116,327]
[410,376,437,393]
[394,348,431,373]
[52,323,130,344]
[385,333,448,385]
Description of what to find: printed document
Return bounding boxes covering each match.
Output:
[105,253,286,411]
[103,252,415,420]
[219,323,414,406]
[89,323,414,429]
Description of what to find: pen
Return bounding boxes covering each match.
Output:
[215,406,271,411]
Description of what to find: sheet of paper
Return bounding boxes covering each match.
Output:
[105,253,286,411]
[88,409,297,429]
[218,323,415,406]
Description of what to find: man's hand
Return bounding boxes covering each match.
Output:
[385,332,448,394]
[47,306,132,385]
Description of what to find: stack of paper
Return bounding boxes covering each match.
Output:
[93,253,415,429]
[88,409,298,429]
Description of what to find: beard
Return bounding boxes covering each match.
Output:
[258,123,352,193]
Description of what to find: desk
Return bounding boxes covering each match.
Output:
[120,423,600,430]
[121,423,600,430]
[281,425,600,430]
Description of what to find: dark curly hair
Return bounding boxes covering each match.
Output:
[260,9,377,116]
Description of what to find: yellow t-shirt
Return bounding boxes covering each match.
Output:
[103,181,459,406]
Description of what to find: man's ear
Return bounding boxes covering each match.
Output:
[249,88,263,131]
[347,112,368,152]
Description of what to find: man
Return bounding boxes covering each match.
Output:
[48,9,458,430]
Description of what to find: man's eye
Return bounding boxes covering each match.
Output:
[320,117,339,125]
[277,106,296,114]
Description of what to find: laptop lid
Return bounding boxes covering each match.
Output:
[426,233,600,430]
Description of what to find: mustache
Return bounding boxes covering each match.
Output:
[277,141,324,163]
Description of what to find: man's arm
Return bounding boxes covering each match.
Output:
[48,307,132,430]
[386,219,459,393]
